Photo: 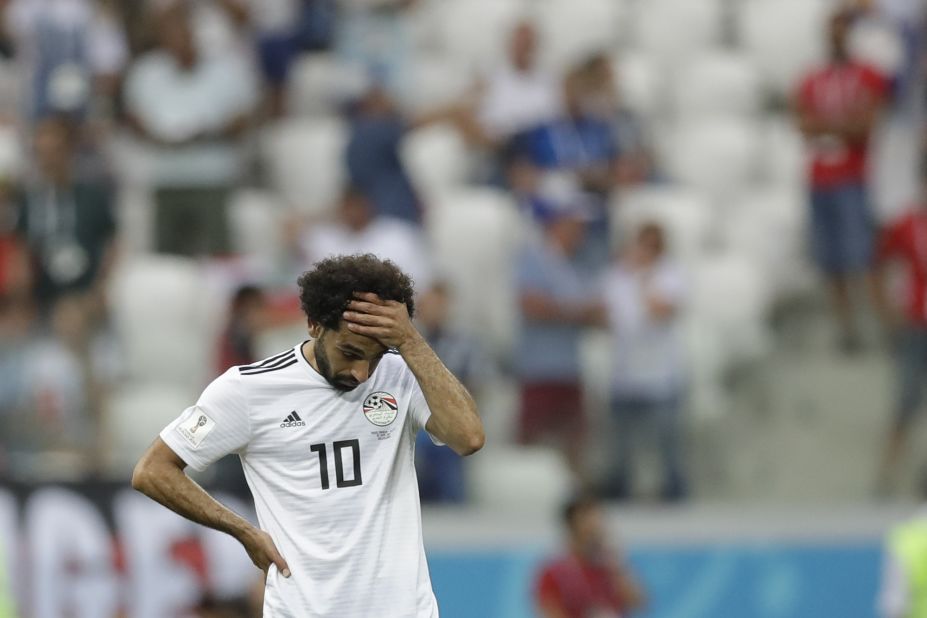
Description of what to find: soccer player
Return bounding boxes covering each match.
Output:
[131,254,485,617]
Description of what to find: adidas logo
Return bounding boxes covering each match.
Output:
[280,411,306,428]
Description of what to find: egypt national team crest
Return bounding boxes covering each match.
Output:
[363,391,399,426]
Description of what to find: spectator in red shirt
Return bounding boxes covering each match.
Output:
[535,495,645,618]
[794,7,889,353]
[875,155,927,492]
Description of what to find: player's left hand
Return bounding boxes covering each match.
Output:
[343,292,420,349]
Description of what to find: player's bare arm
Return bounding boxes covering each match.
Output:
[132,438,291,577]
[343,292,485,456]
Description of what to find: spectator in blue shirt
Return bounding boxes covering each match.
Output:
[515,199,605,479]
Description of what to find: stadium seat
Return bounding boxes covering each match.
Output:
[467,445,572,512]
[722,188,812,299]
[427,188,522,357]
[689,250,772,366]
[672,50,763,121]
[761,115,806,190]
[227,189,285,266]
[661,119,762,205]
[611,50,665,121]
[260,117,347,216]
[102,383,194,477]
[632,0,723,68]
[286,54,369,117]
[399,55,474,116]
[737,0,830,98]
[433,0,530,73]
[536,0,626,72]
[108,256,224,392]
[612,186,714,261]
[684,250,773,420]
[400,123,471,203]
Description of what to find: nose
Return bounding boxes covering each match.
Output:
[350,362,370,384]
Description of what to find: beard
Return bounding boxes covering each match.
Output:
[314,335,360,392]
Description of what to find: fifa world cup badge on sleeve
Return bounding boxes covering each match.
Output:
[178,408,216,448]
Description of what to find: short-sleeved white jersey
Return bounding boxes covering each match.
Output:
[160,343,440,617]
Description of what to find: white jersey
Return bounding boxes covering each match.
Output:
[160,343,441,617]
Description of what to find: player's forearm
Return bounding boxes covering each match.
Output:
[132,456,255,542]
[398,333,485,456]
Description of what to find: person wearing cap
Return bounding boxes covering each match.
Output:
[514,179,605,479]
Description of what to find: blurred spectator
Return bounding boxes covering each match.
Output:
[216,284,267,373]
[535,494,645,618]
[414,281,489,503]
[15,115,116,315]
[299,187,433,290]
[794,8,889,353]
[253,0,337,116]
[515,201,604,477]
[123,1,258,257]
[582,53,656,188]
[875,157,927,493]
[477,20,561,142]
[4,0,128,121]
[510,58,620,197]
[336,0,416,99]
[346,85,422,224]
[601,223,688,502]
[878,472,927,618]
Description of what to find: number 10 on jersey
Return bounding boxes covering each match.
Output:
[310,440,363,490]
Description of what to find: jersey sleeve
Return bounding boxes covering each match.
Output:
[159,368,252,472]
[405,366,445,446]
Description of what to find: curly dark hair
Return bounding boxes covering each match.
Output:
[297,254,416,330]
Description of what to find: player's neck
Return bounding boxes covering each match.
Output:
[302,340,320,374]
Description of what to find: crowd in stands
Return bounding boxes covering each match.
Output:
[0,0,924,512]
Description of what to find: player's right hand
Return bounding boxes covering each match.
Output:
[241,527,291,578]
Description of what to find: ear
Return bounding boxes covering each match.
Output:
[308,320,324,339]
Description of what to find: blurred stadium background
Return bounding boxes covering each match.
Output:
[0,0,925,616]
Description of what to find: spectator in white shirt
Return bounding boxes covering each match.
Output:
[601,222,689,502]
[299,187,434,292]
[478,20,561,142]
[123,0,258,256]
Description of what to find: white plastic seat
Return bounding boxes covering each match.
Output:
[684,250,772,419]
[612,186,713,261]
[399,55,473,116]
[227,189,285,265]
[737,0,830,97]
[467,445,572,512]
[662,119,762,204]
[632,0,723,68]
[261,117,347,216]
[434,0,530,73]
[536,0,626,72]
[427,188,522,356]
[400,123,471,203]
[108,256,223,391]
[761,115,806,190]
[672,50,763,121]
[286,54,369,117]
[103,383,194,477]
[611,50,665,120]
[722,189,811,299]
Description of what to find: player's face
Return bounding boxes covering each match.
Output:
[314,326,388,392]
